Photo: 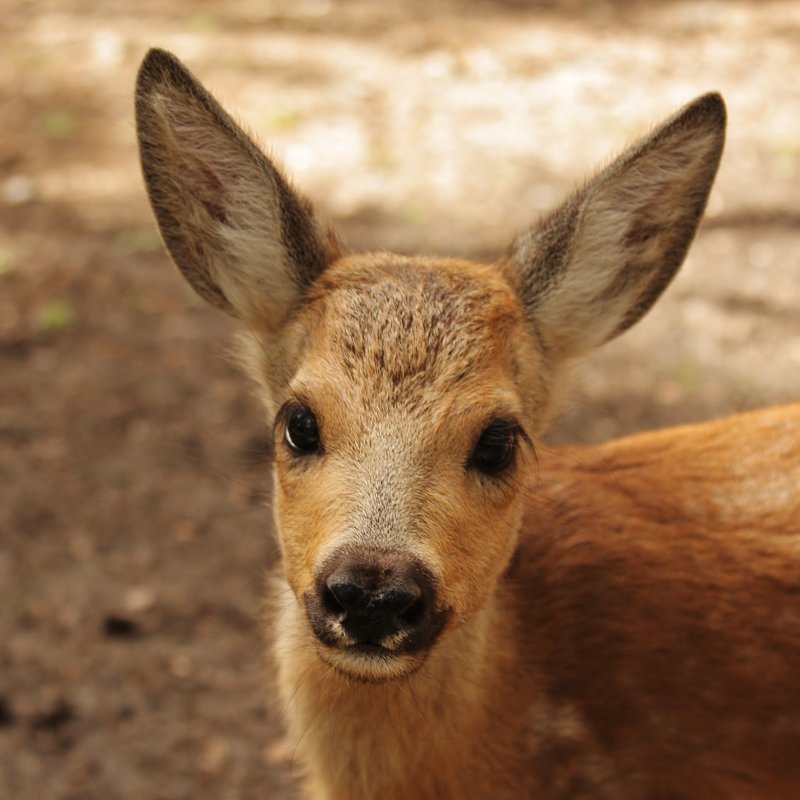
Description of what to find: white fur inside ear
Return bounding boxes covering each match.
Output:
[137,52,330,331]
[512,94,725,360]
[155,88,300,326]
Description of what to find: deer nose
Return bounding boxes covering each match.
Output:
[327,575,420,617]
[321,557,430,645]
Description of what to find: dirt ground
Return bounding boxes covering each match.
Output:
[1,1,799,798]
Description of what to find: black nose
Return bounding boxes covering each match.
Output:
[318,554,435,646]
[327,577,420,618]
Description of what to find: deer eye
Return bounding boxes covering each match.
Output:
[469,420,519,476]
[284,406,322,455]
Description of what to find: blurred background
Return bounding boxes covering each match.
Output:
[1,1,799,797]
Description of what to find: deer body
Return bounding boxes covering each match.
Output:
[135,50,800,799]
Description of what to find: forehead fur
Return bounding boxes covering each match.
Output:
[300,254,527,411]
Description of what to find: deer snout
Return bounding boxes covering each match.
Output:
[306,551,449,655]
[325,561,424,642]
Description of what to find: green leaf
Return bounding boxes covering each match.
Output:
[36,300,77,333]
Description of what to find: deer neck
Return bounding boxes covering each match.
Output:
[273,584,509,799]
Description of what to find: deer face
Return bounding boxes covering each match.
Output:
[270,255,547,678]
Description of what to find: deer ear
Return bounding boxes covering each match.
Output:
[135,49,337,328]
[507,93,725,361]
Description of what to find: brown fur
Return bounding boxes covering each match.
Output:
[136,49,800,799]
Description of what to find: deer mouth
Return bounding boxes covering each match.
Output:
[316,637,427,682]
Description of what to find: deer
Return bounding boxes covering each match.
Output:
[135,48,800,799]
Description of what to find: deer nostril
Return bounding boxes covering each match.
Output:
[323,585,345,615]
[327,579,368,613]
[398,596,425,626]
[379,586,421,616]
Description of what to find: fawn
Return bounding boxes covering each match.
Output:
[136,49,800,799]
